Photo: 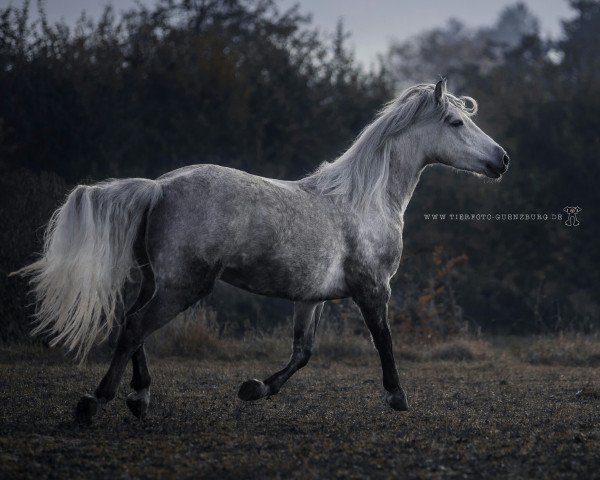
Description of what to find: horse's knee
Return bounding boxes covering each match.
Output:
[295,347,312,369]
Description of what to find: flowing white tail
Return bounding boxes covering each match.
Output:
[14,178,162,361]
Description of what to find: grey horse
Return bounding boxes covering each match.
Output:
[16,79,509,423]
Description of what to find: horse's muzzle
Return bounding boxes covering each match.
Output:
[485,150,509,178]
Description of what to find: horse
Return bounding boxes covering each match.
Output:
[16,79,509,423]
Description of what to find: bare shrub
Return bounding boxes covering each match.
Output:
[519,334,600,366]
[315,332,373,361]
[391,245,469,343]
[146,305,230,360]
[391,337,493,363]
[144,302,496,364]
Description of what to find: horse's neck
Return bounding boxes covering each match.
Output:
[385,139,425,220]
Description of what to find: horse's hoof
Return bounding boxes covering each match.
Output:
[126,390,150,419]
[238,379,269,401]
[75,394,98,424]
[385,388,409,411]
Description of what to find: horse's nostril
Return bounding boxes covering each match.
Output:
[503,154,510,167]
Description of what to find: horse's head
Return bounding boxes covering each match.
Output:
[302,79,510,214]
[422,79,509,179]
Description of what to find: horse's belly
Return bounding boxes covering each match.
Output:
[220,256,348,301]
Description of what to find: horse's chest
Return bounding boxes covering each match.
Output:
[345,235,402,283]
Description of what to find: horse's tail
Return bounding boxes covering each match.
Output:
[13,178,162,362]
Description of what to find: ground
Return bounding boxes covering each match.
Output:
[1,348,599,479]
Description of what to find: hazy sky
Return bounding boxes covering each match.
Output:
[1,0,574,65]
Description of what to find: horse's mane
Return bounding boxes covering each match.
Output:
[301,83,478,214]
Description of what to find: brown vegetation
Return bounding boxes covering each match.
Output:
[136,306,600,368]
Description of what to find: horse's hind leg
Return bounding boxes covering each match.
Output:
[125,262,155,419]
[75,260,221,424]
[238,301,323,401]
[75,291,200,424]
[126,345,151,419]
[74,295,165,424]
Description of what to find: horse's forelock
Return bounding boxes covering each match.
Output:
[399,83,479,119]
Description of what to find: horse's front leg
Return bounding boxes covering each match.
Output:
[238,301,323,401]
[354,286,409,411]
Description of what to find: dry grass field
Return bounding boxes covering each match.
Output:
[1,334,600,479]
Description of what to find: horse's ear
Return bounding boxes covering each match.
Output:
[434,78,446,104]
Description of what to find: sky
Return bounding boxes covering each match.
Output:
[0,0,574,65]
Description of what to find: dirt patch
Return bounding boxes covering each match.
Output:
[1,350,599,479]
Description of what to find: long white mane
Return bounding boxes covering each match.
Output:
[302,83,477,213]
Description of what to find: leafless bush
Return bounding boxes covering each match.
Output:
[423,338,492,362]
[143,302,495,364]
[517,334,600,366]
[145,305,230,359]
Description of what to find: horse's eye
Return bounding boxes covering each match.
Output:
[449,119,464,127]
